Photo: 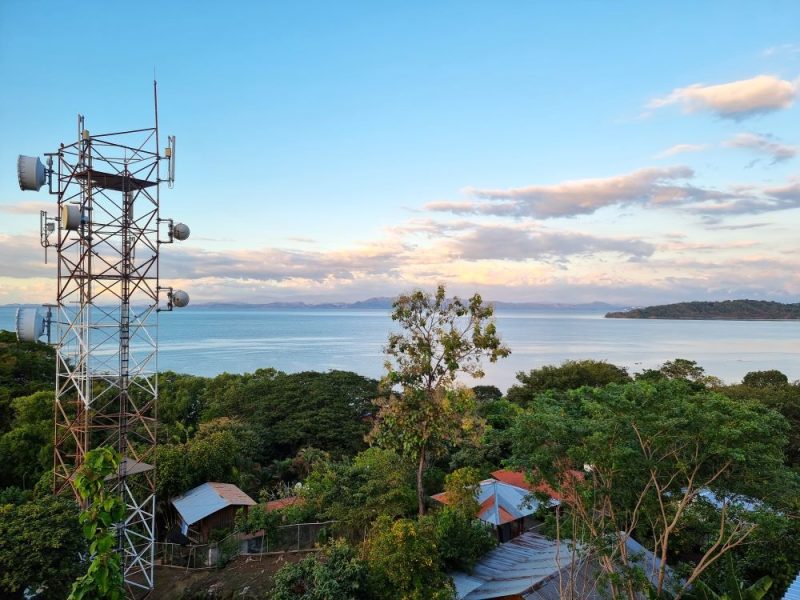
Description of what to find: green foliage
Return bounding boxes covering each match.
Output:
[430,507,496,572]
[203,369,378,464]
[635,358,721,389]
[0,330,55,435]
[722,382,800,468]
[235,503,283,549]
[506,359,630,405]
[690,504,800,600]
[302,448,417,531]
[69,447,125,600]
[155,417,260,499]
[605,300,800,320]
[362,516,455,600]
[0,495,84,599]
[372,286,510,516]
[742,370,790,388]
[0,390,53,488]
[442,467,481,518]
[270,539,370,600]
[510,379,791,598]
[686,556,773,600]
[471,385,503,403]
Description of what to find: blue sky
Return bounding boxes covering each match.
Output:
[1,1,799,304]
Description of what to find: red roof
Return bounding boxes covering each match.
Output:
[265,496,301,511]
[491,469,583,503]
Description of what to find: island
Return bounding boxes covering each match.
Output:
[605,299,800,320]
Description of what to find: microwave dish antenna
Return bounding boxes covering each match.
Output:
[17,155,48,191]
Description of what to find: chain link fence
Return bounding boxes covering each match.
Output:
[155,521,338,570]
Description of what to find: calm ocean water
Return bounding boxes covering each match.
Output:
[1,306,797,391]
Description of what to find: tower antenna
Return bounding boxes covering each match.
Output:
[16,86,191,597]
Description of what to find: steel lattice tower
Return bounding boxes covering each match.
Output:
[17,83,188,597]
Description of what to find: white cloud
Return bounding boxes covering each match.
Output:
[722,132,798,163]
[426,167,727,219]
[761,43,800,58]
[654,143,710,158]
[648,75,797,120]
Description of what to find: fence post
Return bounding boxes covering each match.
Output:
[297,523,300,551]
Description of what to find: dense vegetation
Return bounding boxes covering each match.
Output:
[1,288,799,599]
[606,300,800,320]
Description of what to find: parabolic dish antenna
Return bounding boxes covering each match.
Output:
[17,155,47,191]
[16,307,45,342]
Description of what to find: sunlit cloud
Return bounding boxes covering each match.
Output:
[427,167,728,219]
[647,75,797,120]
[722,132,798,164]
[654,143,710,158]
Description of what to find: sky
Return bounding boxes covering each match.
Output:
[1,1,799,305]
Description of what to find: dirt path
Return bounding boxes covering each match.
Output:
[151,552,308,599]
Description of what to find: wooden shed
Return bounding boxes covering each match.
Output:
[171,482,256,543]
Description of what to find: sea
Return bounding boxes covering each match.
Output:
[1,306,798,392]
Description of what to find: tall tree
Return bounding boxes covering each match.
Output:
[511,380,790,599]
[370,286,510,515]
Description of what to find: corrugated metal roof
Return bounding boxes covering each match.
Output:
[171,482,256,526]
[433,479,554,527]
[784,570,800,600]
[451,531,573,599]
[451,532,677,600]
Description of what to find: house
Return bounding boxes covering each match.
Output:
[171,482,256,543]
[433,477,557,542]
[451,530,676,600]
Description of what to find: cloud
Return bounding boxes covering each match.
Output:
[687,181,800,217]
[654,143,710,158]
[0,200,53,215]
[722,132,798,163]
[442,225,655,262]
[427,167,728,219]
[648,75,797,120]
[761,43,800,58]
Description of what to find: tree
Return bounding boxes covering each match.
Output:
[442,467,481,518]
[371,286,509,515]
[362,516,455,600]
[430,507,496,572]
[69,447,125,600]
[742,370,789,388]
[271,539,370,600]
[510,380,790,599]
[0,495,84,599]
[635,358,721,389]
[0,390,53,489]
[302,447,417,531]
[0,330,55,435]
[203,369,379,465]
[155,417,260,500]
[506,359,630,406]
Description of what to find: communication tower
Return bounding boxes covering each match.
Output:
[16,82,189,596]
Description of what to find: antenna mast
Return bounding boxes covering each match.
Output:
[16,85,190,597]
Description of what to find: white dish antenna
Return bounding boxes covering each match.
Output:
[61,205,84,231]
[17,155,47,191]
[172,222,190,241]
[16,307,46,342]
[170,289,190,308]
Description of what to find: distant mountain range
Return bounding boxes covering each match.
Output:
[188,298,628,311]
[606,300,800,320]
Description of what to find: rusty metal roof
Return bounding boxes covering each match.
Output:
[171,482,256,526]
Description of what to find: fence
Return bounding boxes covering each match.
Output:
[155,521,338,570]
[241,521,338,555]
[156,530,240,570]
